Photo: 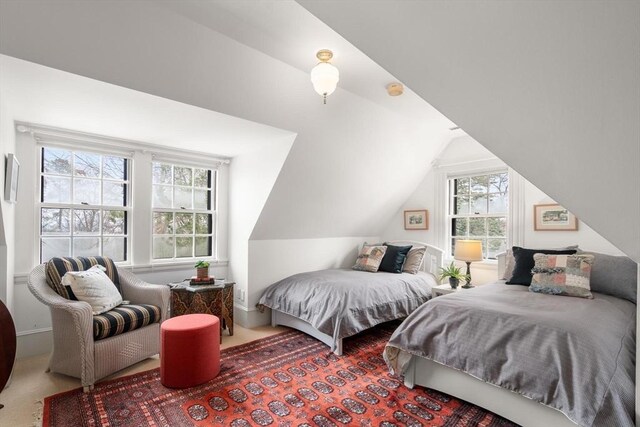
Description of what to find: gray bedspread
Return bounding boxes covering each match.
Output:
[384,282,636,427]
[258,268,436,347]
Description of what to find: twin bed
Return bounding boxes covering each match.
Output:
[259,240,443,355]
[258,243,636,427]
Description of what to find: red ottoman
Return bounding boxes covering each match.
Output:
[161,314,220,388]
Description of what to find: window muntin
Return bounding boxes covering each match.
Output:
[152,162,215,260]
[449,171,508,260]
[39,147,129,262]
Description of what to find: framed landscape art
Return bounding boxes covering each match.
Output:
[404,209,428,230]
[533,203,578,231]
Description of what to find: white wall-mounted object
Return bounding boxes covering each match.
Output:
[4,153,19,203]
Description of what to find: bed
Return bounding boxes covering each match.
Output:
[258,241,443,355]
[384,252,636,427]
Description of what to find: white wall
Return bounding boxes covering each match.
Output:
[0,92,16,313]
[228,138,294,313]
[381,136,626,285]
[242,236,378,327]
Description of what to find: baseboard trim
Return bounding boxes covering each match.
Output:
[16,326,52,337]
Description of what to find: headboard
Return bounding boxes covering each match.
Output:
[496,251,507,280]
[386,240,444,277]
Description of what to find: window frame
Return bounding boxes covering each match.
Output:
[151,161,217,262]
[447,169,509,261]
[38,145,132,263]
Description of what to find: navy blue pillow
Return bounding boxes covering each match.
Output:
[506,246,577,286]
[379,244,413,273]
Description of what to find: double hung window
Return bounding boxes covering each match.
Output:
[448,171,508,260]
[39,147,129,262]
[152,162,215,260]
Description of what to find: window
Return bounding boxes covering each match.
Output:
[448,171,508,260]
[152,162,215,260]
[39,147,129,262]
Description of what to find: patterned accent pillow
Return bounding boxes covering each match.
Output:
[529,254,595,299]
[352,245,387,272]
[45,256,121,300]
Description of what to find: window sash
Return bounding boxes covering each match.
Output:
[151,162,216,261]
[39,146,131,262]
[447,170,508,260]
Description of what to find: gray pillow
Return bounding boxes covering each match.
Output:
[403,246,426,275]
[580,252,637,304]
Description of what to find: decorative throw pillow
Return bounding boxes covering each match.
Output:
[403,246,427,275]
[62,265,123,315]
[379,243,413,274]
[353,245,387,272]
[529,254,595,299]
[501,245,579,280]
[506,246,578,286]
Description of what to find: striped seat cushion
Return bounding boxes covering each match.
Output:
[45,256,120,300]
[93,304,161,340]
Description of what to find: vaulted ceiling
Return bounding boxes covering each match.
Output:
[299,0,640,261]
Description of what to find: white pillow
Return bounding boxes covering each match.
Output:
[62,265,123,315]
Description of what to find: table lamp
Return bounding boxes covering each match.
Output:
[454,240,483,288]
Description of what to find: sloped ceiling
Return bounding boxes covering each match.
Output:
[299,0,640,261]
[0,0,454,241]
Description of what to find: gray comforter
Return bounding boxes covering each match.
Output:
[258,268,436,347]
[384,282,636,427]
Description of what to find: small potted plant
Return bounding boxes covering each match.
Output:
[438,261,469,289]
[194,260,210,279]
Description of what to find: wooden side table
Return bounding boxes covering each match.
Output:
[170,282,234,340]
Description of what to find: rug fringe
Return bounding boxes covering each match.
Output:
[32,399,43,427]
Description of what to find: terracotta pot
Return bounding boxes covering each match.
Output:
[196,267,209,279]
[449,277,459,289]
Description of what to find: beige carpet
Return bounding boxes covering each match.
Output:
[0,325,286,427]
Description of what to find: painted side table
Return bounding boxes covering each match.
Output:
[170,282,234,340]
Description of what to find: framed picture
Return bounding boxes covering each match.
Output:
[404,209,428,230]
[533,203,578,231]
[4,153,19,203]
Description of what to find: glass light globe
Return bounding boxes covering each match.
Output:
[310,62,339,101]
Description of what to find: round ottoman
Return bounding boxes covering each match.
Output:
[161,314,220,388]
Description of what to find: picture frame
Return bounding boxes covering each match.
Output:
[4,153,19,203]
[404,209,428,230]
[533,203,578,231]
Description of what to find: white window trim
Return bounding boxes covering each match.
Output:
[150,160,216,262]
[433,157,525,265]
[21,122,231,269]
[37,144,133,264]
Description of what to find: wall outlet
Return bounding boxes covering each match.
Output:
[236,289,246,302]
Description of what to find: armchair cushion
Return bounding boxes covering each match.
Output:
[46,256,121,300]
[93,304,161,340]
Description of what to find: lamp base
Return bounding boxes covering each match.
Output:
[462,261,474,289]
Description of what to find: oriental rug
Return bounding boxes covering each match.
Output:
[43,322,516,426]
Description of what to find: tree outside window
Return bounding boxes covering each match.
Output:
[449,171,508,260]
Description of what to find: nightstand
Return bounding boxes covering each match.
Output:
[431,283,470,298]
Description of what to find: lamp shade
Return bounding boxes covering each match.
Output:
[310,62,339,97]
[454,240,483,262]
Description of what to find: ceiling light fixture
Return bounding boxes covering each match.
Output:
[310,49,339,104]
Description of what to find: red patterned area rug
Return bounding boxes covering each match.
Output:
[43,322,516,426]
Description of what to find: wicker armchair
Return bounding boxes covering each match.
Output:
[27,264,170,392]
